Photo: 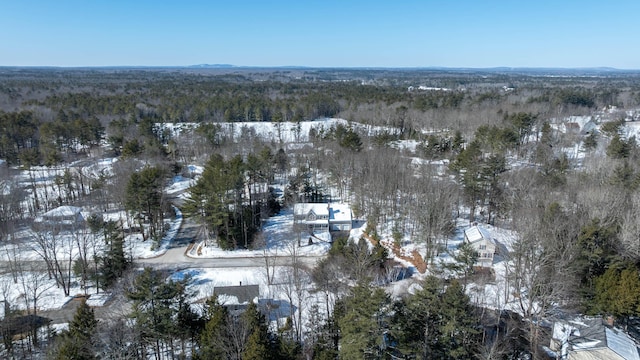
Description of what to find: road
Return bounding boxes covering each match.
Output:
[135,216,324,270]
[40,211,323,325]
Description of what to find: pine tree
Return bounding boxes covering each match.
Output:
[583,131,598,151]
[125,166,165,244]
[99,220,128,289]
[576,218,618,295]
[607,134,631,159]
[613,267,640,322]
[337,283,391,359]
[197,297,229,359]
[390,276,443,359]
[449,241,478,285]
[390,277,480,359]
[126,268,182,357]
[440,280,481,358]
[53,299,98,360]
[69,299,98,339]
[242,302,271,360]
[594,265,640,324]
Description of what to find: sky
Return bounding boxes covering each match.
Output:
[1,0,639,69]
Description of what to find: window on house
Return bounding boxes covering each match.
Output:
[479,244,487,250]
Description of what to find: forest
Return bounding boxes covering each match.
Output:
[1,67,640,359]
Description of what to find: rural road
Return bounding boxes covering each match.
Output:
[40,208,324,325]
[135,216,324,270]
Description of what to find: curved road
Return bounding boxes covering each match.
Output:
[135,215,324,270]
[41,214,323,325]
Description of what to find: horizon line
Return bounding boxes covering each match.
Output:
[1,64,639,71]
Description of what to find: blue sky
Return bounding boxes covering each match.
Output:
[1,0,638,68]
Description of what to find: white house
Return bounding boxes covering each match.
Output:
[34,206,84,229]
[464,225,496,268]
[293,203,352,234]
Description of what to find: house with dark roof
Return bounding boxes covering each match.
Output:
[213,284,260,312]
[550,317,640,360]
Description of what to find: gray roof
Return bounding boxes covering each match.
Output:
[606,327,640,360]
[553,318,640,360]
[213,284,259,305]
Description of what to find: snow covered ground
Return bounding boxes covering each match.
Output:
[187,209,357,258]
[4,113,620,331]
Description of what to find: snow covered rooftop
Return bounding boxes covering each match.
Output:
[551,318,640,360]
[464,225,491,243]
[329,203,352,222]
[605,327,640,360]
[42,205,82,218]
[213,284,259,305]
[293,203,352,222]
[294,203,329,217]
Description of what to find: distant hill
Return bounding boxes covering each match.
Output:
[187,64,235,69]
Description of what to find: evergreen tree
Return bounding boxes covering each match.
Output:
[607,134,631,159]
[448,241,478,286]
[439,280,481,358]
[390,277,480,359]
[242,302,271,360]
[583,131,598,151]
[126,268,184,357]
[594,265,640,324]
[184,153,263,250]
[504,112,537,147]
[198,296,229,359]
[390,276,443,359]
[99,220,129,289]
[125,166,165,244]
[52,299,98,360]
[337,283,391,359]
[576,218,619,298]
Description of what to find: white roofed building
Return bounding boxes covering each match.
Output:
[293,203,352,241]
[34,205,84,230]
[464,225,496,268]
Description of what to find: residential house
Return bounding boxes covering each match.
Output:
[293,203,352,234]
[213,284,260,312]
[33,205,84,230]
[550,317,640,360]
[464,225,496,268]
[245,181,269,199]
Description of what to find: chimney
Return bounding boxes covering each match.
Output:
[605,316,614,326]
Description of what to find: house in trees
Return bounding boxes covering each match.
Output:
[463,225,496,268]
[550,317,640,360]
[244,182,270,204]
[33,205,84,230]
[213,284,260,312]
[293,203,352,238]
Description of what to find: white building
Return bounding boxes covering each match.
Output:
[34,205,84,230]
[464,225,496,268]
[293,203,352,233]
